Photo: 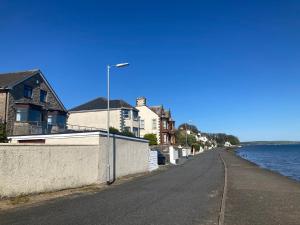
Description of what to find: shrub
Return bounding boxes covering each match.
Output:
[0,123,7,143]
[120,130,135,137]
[109,127,120,134]
[143,133,158,146]
[192,143,200,151]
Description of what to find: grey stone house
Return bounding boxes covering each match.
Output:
[0,69,67,136]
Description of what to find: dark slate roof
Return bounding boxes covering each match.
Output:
[70,97,137,111]
[150,105,172,118]
[0,69,39,89]
[150,105,163,116]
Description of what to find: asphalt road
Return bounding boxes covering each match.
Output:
[0,149,224,225]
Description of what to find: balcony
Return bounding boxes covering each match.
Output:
[12,121,99,136]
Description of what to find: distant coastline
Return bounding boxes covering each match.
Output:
[241,141,300,146]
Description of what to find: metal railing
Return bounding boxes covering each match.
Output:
[13,121,100,136]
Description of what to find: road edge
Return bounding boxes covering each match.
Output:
[218,150,227,225]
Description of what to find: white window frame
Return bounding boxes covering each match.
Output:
[152,119,157,130]
[140,119,145,129]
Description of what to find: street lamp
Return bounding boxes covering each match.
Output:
[106,62,129,185]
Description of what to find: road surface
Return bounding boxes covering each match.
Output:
[0,149,224,225]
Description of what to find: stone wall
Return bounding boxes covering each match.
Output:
[0,91,7,123]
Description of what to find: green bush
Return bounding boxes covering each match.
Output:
[0,123,7,143]
[143,133,158,146]
[192,143,200,151]
[120,130,135,137]
[109,127,120,134]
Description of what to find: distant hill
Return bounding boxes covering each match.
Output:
[241,141,300,145]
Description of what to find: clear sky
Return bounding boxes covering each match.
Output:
[1,0,300,141]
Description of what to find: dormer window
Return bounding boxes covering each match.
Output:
[40,90,47,102]
[24,86,32,98]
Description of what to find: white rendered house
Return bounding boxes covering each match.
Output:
[68,97,140,136]
[135,97,160,142]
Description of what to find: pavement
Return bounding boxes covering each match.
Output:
[221,149,300,225]
[0,149,224,225]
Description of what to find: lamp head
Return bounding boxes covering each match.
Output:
[115,63,129,68]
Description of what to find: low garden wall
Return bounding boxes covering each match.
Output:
[0,134,149,197]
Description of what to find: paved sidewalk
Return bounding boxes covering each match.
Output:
[220,149,300,225]
[0,150,224,225]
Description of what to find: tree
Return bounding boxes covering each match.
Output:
[143,133,158,146]
[0,123,7,143]
[175,130,197,147]
[213,133,240,146]
[178,123,199,134]
[226,135,240,145]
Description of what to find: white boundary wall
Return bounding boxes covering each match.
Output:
[0,132,149,197]
[148,150,158,171]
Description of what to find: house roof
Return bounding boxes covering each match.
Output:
[150,105,172,119]
[149,105,163,116]
[0,69,39,89]
[69,97,137,112]
[0,69,67,112]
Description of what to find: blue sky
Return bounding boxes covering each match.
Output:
[1,0,300,141]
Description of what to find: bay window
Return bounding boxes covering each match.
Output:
[16,108,41,122]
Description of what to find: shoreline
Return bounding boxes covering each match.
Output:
[232,146,300,184]
[220,148,300,225]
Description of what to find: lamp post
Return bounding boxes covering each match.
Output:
[106,62,129,184]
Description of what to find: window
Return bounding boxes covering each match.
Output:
[163,120,167,129]
[124,126,130,132]
[28,109,41,122]
[140,119,145,129]
[56,115,66,126]
[133,127,139,137]
[16,108,41,122]
[164,134,168,144]
[123,110,131,119]
[152,119,157,130]
[40,90,47,102]
[47,115,53,125]
[16,109,28,122]
[47,114,66,127]
[24,86,32,98]
[133,110,138,120]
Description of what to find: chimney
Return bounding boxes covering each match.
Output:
[136,97,146,106]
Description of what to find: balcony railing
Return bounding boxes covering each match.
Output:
[13,121,100,136]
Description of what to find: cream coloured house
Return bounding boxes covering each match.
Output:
[135,97,160,142]
[68,97,140,136]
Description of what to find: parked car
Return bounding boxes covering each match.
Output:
[157,150,166,165]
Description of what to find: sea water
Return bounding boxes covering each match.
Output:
[237,144,300,182]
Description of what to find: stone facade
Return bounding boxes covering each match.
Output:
[0,91,8,123]
[0,71,67,135]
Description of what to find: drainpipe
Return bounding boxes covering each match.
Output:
[4,90,8,123]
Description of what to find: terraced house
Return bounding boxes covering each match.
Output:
[0,69,67,136]
[68,97,140,136]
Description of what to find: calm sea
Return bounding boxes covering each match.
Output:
[236,144,300,182]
